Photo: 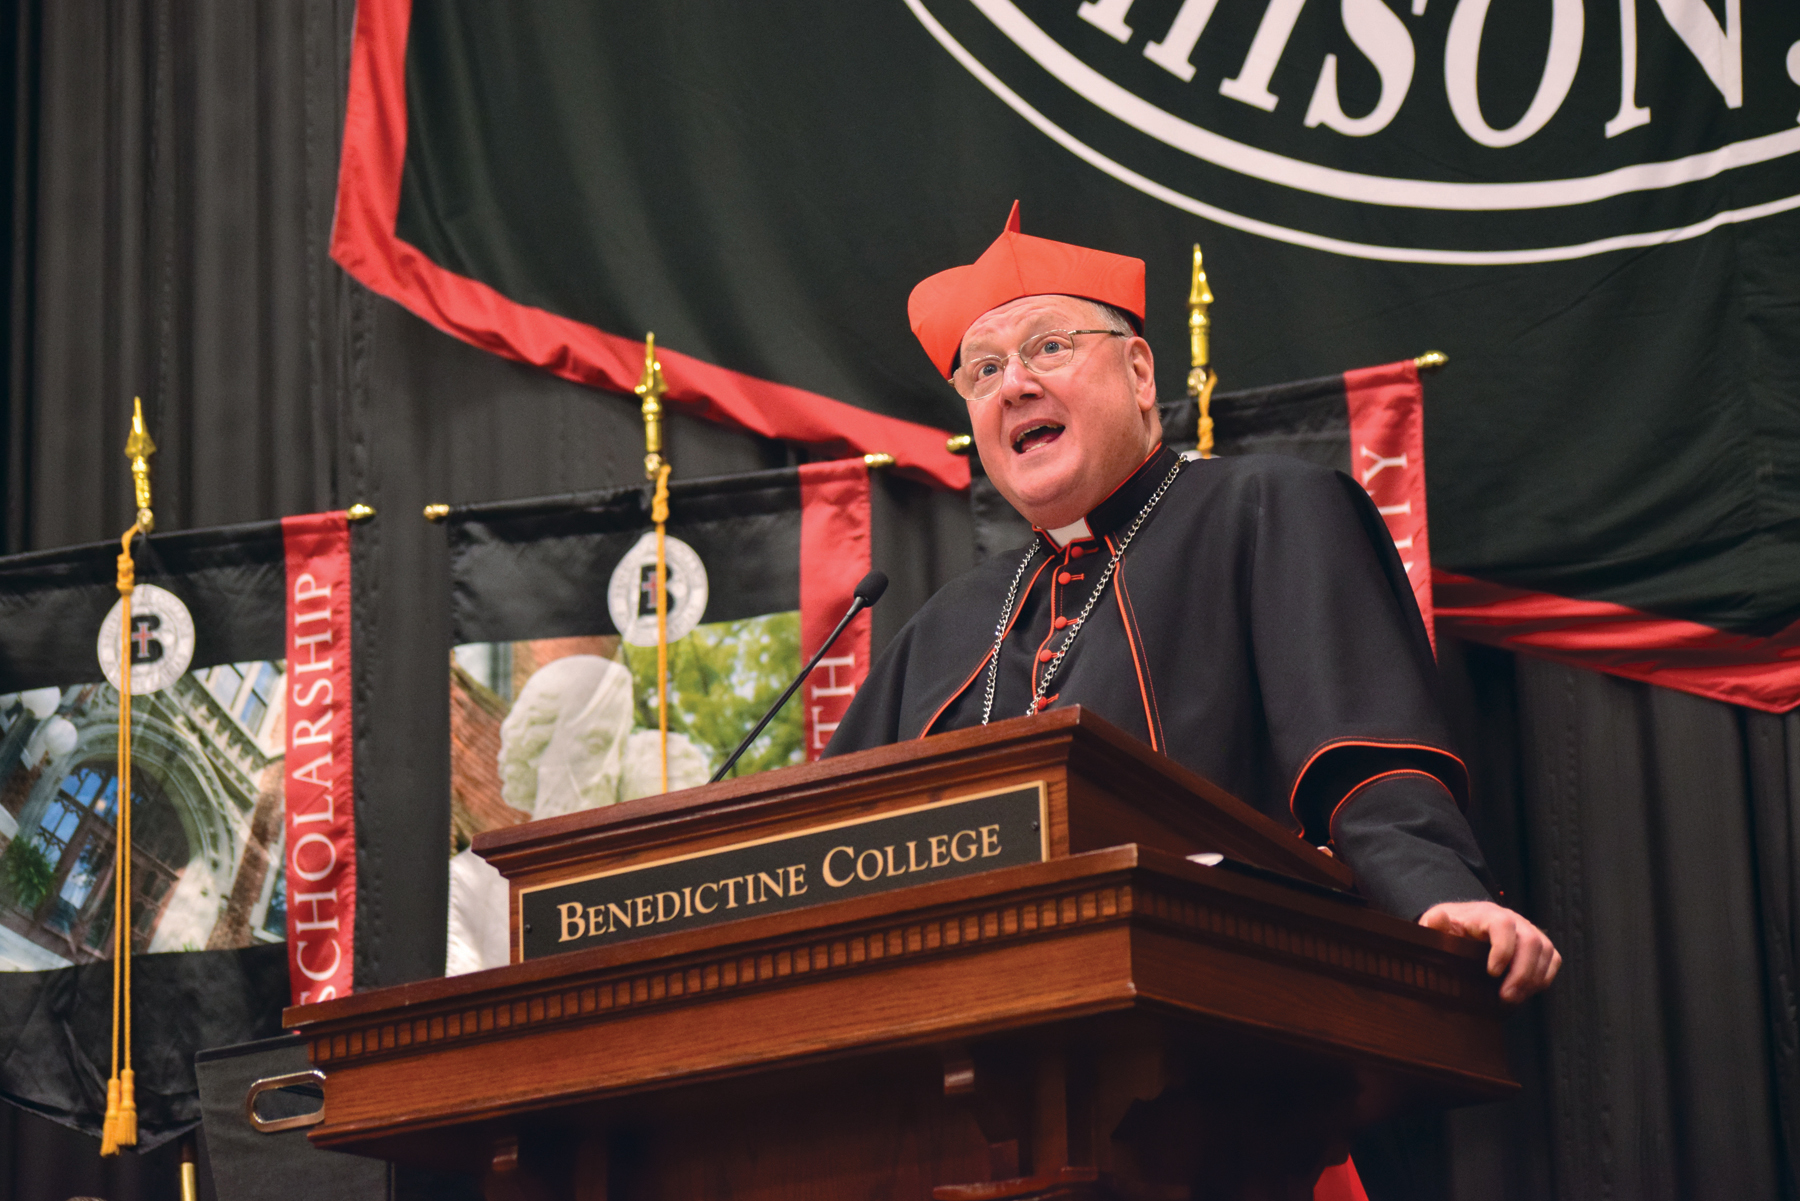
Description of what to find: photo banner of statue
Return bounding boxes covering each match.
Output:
[0,515,358,993]
[440,461,873,974]
[334,0,1800,668]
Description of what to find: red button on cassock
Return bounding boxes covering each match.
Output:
[1057,571,1072,585]
[1037,649,1055,662]
[1067,545,1085,560]
[1053,616,1070,629]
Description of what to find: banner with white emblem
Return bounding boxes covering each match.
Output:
[0,512,361,1143]
[439,463,874,973]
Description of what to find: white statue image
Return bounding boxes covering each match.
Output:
[446,653,709,976]
[497,654,708,819]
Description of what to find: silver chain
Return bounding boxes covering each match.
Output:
[980,457,1185,724]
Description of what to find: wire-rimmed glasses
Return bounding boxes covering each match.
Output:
[952,329,1125,401]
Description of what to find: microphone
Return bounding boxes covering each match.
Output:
[709,570,888,783]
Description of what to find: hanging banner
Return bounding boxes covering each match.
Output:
[1158,359,1436,638]
[281,513,356,1004]
[335,0,1800,681]
[799,460,875,758]
[441,463,875,973]
[0,523,296,973]
[1155,362,1800,711]
[0,512,358,1142]
[1344,361,1433,647]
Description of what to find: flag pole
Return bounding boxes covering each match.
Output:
[102,397,153,1156]
[1187,244,1216,459]
[634,335,672,793]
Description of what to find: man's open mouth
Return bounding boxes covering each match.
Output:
[1012,423,1065,454]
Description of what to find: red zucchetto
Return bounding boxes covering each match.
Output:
[907,201,1146,378]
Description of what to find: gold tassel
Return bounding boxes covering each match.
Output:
[1195,370,1218,460]
[102,531,137,1155]
[117,551,137,1150]
[100,1076,120,1156]
[117,1067,137,1146]
[637,337,673,793]
[103,528,141,1152]
[104,400,152,1158]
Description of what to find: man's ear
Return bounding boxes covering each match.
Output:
[1127,337,1157,414]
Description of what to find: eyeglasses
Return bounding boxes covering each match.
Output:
[952,329,1126,401]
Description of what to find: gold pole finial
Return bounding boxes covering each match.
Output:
[124,397,156,532]
[1185,245,1216,458]
[1414,350,1448,373]
[635,334,669,480]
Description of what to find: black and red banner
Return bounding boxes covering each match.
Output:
[799,461,874,757]
[440,462,875,816]
[0,512,358,1142]
[281,514,356,1004]
[332,0,966,490]
[1158,364,1800,711]
[439,462,876,973]
[335,0,1800,713]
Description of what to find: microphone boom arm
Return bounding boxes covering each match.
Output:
[709,572,885,783]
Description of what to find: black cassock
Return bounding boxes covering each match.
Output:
[825,444,1492,919]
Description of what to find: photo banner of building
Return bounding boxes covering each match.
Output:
[440,462,873,973]
[0,512,357,1140]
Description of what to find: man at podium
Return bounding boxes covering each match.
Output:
[826,204,1558,1003]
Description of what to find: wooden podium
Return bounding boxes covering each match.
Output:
[286,709,1516,1201]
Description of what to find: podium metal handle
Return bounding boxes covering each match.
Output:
[245,1069,327,1133]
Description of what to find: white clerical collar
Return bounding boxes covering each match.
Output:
[1042,517,1092,549]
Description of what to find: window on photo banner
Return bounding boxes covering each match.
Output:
[0,660,290,971]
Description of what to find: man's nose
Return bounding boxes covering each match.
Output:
[996,355,1039,404]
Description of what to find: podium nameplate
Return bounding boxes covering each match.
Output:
[517,783,1047,960]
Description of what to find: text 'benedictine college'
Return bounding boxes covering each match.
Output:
[518,785,1047,960]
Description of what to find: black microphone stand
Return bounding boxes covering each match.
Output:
[709,571,887,783]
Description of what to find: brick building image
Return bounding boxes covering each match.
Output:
[0,662,288,970]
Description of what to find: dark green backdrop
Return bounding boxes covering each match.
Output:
[387,0,1800,631]
[3,2,1798,1199]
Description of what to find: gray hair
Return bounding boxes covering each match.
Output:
[1085,300,1137,336]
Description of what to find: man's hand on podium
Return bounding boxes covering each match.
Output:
[1417,901,1562,1003]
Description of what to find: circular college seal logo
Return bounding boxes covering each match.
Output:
[607,533,711,647]
[96,583,197,695]
[907,0,1800,261]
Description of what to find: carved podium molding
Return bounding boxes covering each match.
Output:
[288,710,1514,1200]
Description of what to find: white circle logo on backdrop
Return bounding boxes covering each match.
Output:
[906,0,1800,262]
[96,584,196,695]
[607,533,711,647]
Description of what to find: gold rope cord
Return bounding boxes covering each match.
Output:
[1194,371,1217,460]
[102,398,153,1157]
[635,337,671,793]
[652,464,671,793]
[1187,243,1216,459]
[101,526,139,1154]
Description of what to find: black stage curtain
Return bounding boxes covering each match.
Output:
[1363,640,1800,1201]
[0,2,1791,1199]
